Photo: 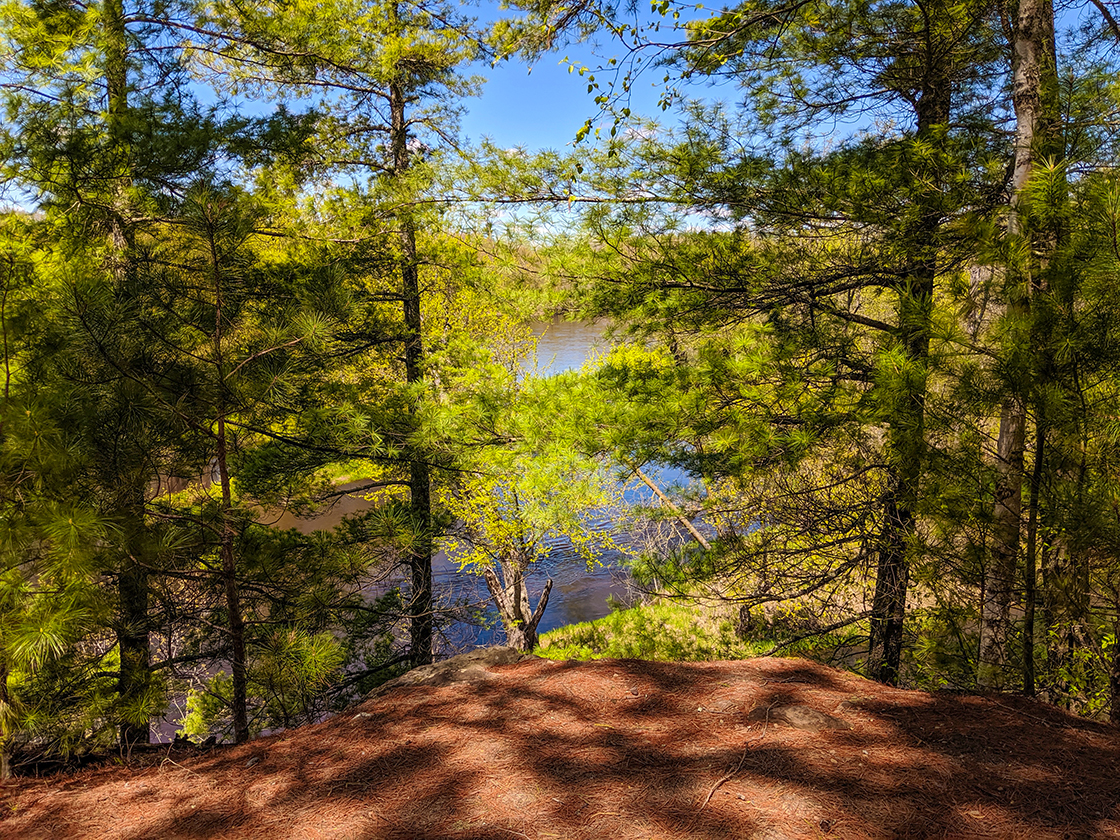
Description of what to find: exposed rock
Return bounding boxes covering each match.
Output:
[365,646,538,699]
[748,703,852,731]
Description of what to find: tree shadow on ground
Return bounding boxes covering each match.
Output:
[4,656,1120,840]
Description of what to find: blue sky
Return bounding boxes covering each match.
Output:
[459,55,611,150]
[456,5,695,150]
[462,1,1112,153]
[458,54,682,150]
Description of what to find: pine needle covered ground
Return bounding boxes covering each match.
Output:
[4,654,1119,840]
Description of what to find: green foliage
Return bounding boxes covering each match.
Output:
[0,0,1114,764]
[251,629,346,731]
[537,595,862,664]
[0,220,115,763]
[430,303,631,647]
[178,673,234,742]
[537,599,765,662]
[901,606,979,692]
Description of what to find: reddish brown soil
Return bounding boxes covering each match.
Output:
[4,656,1120,840]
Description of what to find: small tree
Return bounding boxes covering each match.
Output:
[437,342,625,653]
[441,469,618,652]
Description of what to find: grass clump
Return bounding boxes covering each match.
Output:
[536,596,867,667]
[535,599,771,662]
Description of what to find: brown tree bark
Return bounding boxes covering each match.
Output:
[1111,606,1120,724]
[209,219,250,744]
[0,277,9,779]
[0,662,11,780]
[978,0,1059,690]
[980,396,1027,688]
[1021,421,1045,695]
[389,3,434,667]
[633,466,711,551]
[104,0,155,748]
[117,479,151,749]
[483,562,553,653]
[866,32,949,686]
[216,414,249,743]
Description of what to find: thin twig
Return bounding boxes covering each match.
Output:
[688,711,773,828]
[1087,0,1120,39]
[158,756,200,776]
[760,612,870,657]
[698,747,750,810]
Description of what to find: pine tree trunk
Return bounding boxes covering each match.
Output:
[866,45,947,686]
[868,491,913,685]
[1041,517,1067,697]
[0,661,11,780]
[388,20,434,667]
[211,228,249,744]
[216,416,249,743]
[105,0,153,747]
[0,340,8,777]
[117,479,151,749]
[1111,608,1120,724]
[978,0,1059,690]
[1021,423,1044,695]
[105,0,130,259]
[980,397,1026,688]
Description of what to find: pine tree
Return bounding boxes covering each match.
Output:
[195,0,485,666]
[976,0,1066,690]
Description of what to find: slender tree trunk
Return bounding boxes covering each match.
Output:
[0,662,11,780]
[978,0,1059,689]
[105,0,130,258]
[633,466,711,550]
[1055,455,1091,699]
[216,415,248,742]
[388,12,434,666]
[1,257,13,778]
[1041,510,1068,697]
[105,0,153,746]
[209,220,250,744]
[117,479,150,749]
[867,274,932,685]
[980,396,1026,688]
[1111,599,1120,724]
[1022,420,1045,695]
[866,49,947,685]
[483,562,553,653]
[868,491,914,685]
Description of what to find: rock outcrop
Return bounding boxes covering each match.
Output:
[364,646,538,699]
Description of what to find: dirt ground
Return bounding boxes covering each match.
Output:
[4,654,1120,840]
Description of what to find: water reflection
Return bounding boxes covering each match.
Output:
[527,318,608,376]
[435,530,632,650]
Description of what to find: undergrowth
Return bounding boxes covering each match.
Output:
[535,597,859,665]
